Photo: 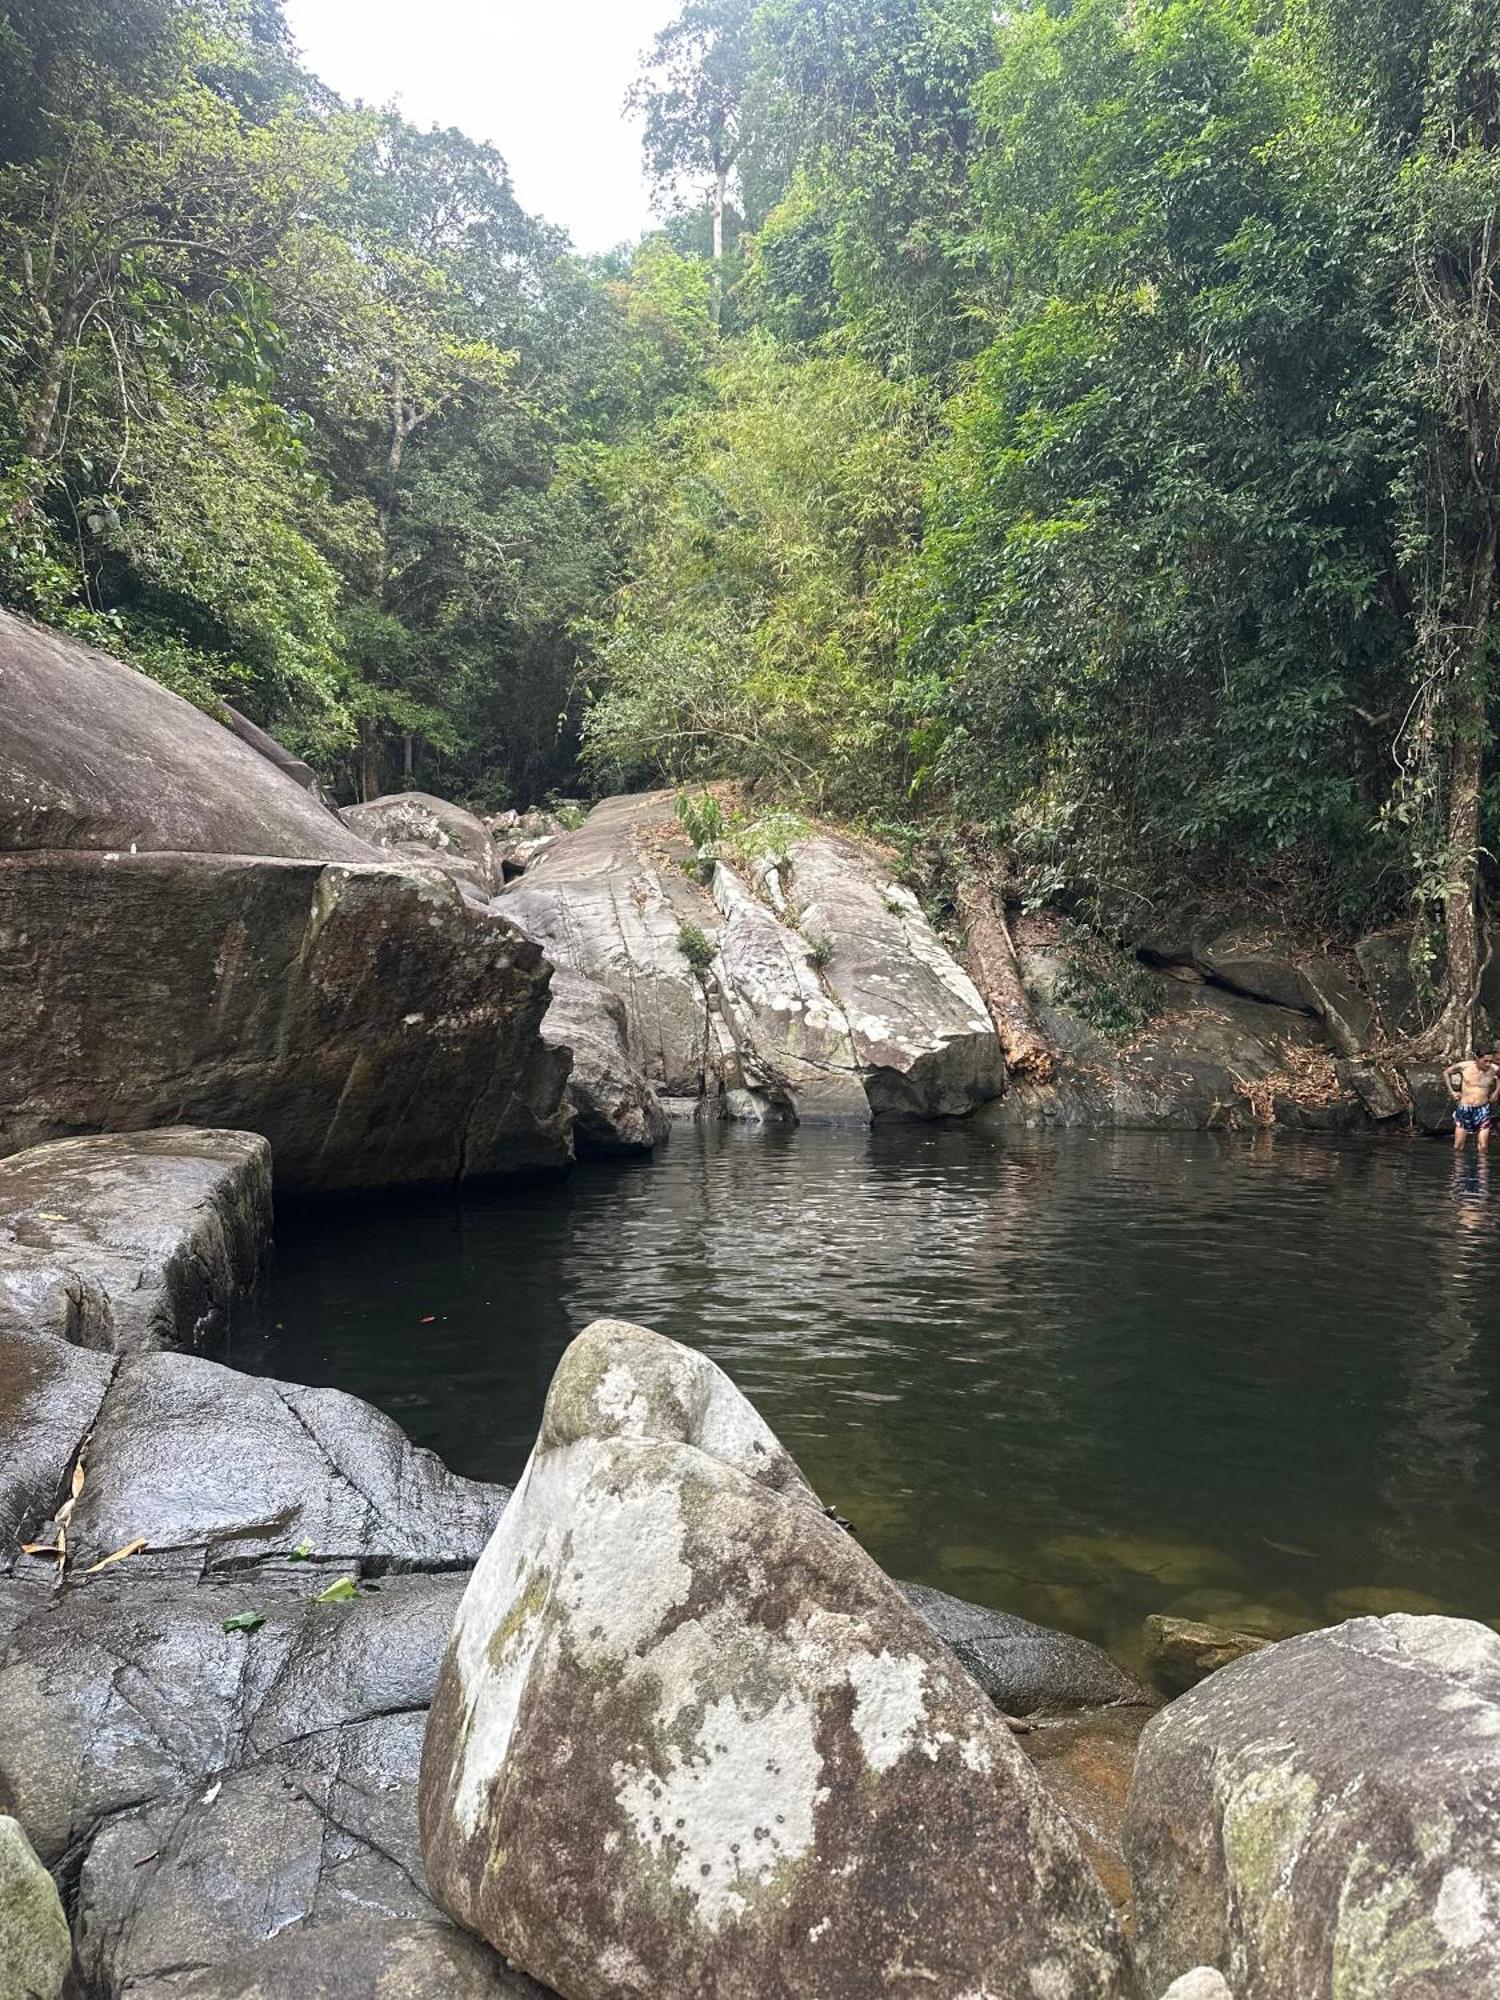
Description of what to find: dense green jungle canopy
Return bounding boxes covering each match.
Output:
[1,0,1498,1039]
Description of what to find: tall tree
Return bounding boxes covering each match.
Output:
[629,0,756,321]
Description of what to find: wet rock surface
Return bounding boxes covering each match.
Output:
[1021,1706,1152,1917]
[419,1317,1134,2000]
[0,851,571,1194]
[501,794,1003,1127]
[901,1581,1156,1717]
[342,793,504,899]
[58,1349,505,1579]
[1125,1614,1500,1997]
[0,1131,271,1355]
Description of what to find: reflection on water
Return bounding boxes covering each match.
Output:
[233,1126,1500,1664]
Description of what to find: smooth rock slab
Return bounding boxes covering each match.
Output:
[787,834,1003,1117]
[0,609,368,863]
[419,1319,1133,2000]
[0,1130,271,1354]
[901,1582,1155,1716]
[1125,1614,1500,1998]
[0,1813,70,2000]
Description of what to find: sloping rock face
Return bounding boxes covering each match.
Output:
[988,951,1364,1132]
[0,615,572,1191]
[0,851,570,1193]
[0,1131,270,1354]
[541,969,670,1157]
[0,610,368,861]
[419,1319,1134,2000]
[1124,1614,1500,1998]
[342,792,503,899]
[501,794,1003,1126]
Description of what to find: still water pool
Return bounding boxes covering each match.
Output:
[234,1126,1500,1668]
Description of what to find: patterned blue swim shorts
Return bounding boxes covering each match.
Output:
[1455,1102,1493,1133]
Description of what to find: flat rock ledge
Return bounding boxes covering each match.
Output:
[0,1130,271,1354]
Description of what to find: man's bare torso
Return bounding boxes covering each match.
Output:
[1450,1059,1498,1106]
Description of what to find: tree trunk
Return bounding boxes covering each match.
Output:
[1434,512,1497,1058]
[21,340,68,463]
[357,718,381,804]
[954,865,1054,1083]
[711,167,727,326]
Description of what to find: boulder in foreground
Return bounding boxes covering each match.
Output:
[0,1130,270,1353]
[419,1318,1133,2000]
[1125,1613,1500,1997]
[0,1814,69,2000]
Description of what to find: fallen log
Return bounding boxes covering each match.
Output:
[954,866,1055,1084]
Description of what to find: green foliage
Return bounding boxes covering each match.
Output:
[677,920,718,971]
[585,334,925,812]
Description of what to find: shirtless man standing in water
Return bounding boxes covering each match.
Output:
[1447,1054,1499,1149]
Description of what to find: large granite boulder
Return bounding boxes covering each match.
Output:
[1125,1614,1500,1997]
[540,968,670,1157]
[419,1319,1133,2000]
[0,609,367,862]
[0,851,570,1193]
[989,951,1364,1132]
[342,792,503,899]
[901,1582,1155,1717]
[501,795,1003,1126]
[0,1814,69,2000]
[0,1130,270,1354]
[0,615,572,1193]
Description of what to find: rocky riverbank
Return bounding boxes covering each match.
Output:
[2,1129,1498,1999]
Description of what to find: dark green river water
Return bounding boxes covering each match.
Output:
[235,1126,1500,1669]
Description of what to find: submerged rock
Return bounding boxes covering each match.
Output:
[0,1130,270,1354]
[342,791,503,899]
[1125,1614,1500,1997]
[419,1318,1134,2000]
[1141,1615,1269,1693]
[0,1814,69,2000]
[901,1581,1155,1716]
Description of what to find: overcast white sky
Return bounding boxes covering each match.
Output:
[282,0,670,253]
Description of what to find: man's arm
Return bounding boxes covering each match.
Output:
[1447,1066,1465,1101]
